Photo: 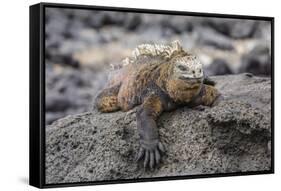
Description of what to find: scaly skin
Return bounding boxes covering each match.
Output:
[95,41,221,169]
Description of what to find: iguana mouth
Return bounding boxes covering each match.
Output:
[179,76,203,83]
[179,82,202,91]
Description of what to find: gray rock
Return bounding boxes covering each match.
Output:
[197,26,234,50]
[160,16,193,34]
[239,44,271,76]
[204,18,257,39]
[46,112,67,125]
[253,21,271,41]
[124,14,142,31]
[45,9,69,36]
[45,92,75,112]
[45,64,107,125]
[63,19,85,39]
[46,74,272,184]
[206,58,233,76]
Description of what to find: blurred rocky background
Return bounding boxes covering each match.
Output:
[45,7,271,125]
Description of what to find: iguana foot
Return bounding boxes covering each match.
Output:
[211,94,224,106]
[136,139,165,169]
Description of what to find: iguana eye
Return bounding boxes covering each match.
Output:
[177,65,188,71]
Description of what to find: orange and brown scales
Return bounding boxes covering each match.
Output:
[165,79,202,102]
[96,95,119,112]
[95,84,120,112]
[154,61,202,102]
[117,62,163,111]
[200,85,220,106]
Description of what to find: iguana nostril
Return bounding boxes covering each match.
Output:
[192,70,195,74]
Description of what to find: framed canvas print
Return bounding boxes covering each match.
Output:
[29,2,274,188]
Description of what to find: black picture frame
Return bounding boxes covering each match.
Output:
[30,2,274,188]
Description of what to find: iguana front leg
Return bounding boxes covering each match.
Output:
[95,84,121,112]
[136,94,166,169]
[189,84,222,107]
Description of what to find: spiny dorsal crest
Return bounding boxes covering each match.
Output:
[132,40,183,60]
[111,41,185,70]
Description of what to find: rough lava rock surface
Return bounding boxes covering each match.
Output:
[46,74,272,184]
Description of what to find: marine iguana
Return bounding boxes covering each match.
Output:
[95,41,221,169]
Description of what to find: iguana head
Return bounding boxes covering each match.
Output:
[172,55,204,83]
[165,55,204,102]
